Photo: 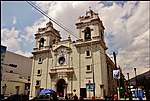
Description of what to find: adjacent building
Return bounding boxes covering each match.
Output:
[30,8,117,99]
[1,50,32,95]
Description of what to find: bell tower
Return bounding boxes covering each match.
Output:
[74,8,108,98]
[75,7,106,48]
[33,20,61,52]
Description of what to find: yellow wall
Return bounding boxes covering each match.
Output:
[1,81,26,95]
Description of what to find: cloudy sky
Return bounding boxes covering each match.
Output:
[1,1,149,79]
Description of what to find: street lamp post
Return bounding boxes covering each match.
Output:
[88,80,91,98]
[91,41,95,97]
[134,68,138,98]
[127,73,132,99]
[113,52,120,100]
[127,73,129,91]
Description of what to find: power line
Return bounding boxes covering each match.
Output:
[26,1,116,69]
[26,1,78,39]
[2,61,109,80]
[28,1,135,60]
[3,64,150,80]
[26,1,110,57]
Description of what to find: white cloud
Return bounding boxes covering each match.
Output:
[98,1,140,48]
[25,1,149,79]
[24,17,48,42]
[2,1,149,79]
[12,16,17,25]
[34,1,100,40]
[1,27,33,57]
[95,1,149,79]
[35,1,54,12]
[117,29,149,79]
[1,27,20,52]
[15,50,33,57]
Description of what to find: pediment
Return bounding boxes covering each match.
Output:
[53,45,71,52]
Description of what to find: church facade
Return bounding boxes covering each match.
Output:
[30,9,117,99]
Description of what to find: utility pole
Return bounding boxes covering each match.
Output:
[113,52,117,70]
[127,73,130,91]
[91,41,95,97]
[127,73,132,100]
[134,68,138,98]
[113,52,120,100]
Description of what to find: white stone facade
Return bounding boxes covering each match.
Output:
[30,9,116,99]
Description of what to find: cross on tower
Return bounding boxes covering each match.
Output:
[89,6,91,10]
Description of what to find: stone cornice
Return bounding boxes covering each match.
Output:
[31,49,51,55]
[74,40,108,50]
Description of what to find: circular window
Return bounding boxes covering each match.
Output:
[58,56,65,65]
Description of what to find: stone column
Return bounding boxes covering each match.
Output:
[63,84,68,97]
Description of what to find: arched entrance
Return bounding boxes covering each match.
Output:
[57,79,66,97]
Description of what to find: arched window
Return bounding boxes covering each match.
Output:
[53,39,56,44]
[84,27,91,40]
[39,38,45,49]
[10,70,13,73]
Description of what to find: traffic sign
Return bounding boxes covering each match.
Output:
[86,83,94,91]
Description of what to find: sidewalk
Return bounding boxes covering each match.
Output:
[83,98,103,100]
[119,97,147,100]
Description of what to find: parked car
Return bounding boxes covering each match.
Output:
[1,94,4,101]
[4,94,29,101]
[1,94,12,100]
[31,93,58,100]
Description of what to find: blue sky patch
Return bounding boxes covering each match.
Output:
[1,1,43,30]
[98,1,127,7]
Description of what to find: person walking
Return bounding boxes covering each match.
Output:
[73,94,78,100]
[79,96,84,100]
[65,94,68,101]
[114,94,118,100]
[68,94,71,100]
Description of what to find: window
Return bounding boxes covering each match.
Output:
[36,80,41,86]
[10,70,13,73]
[28,76,30,81]
[39,38,45,49]
[86,51,90,56]
[15,86,20,94]
[38,58,42,64]
[87,65,91,71]
[86,65,92,73]
[58,56,65,65]
[84,27,91,40]
[37,69,42,76]
[53,39,56,44]
[85,50,91,58]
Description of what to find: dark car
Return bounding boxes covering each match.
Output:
[31,93,58,100]
[4,94,29,101]
[1,94,4,100]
